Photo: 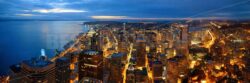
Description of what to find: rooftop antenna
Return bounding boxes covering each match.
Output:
[40,49,48,61]
[41,49,46,56]
[123,23,126,32]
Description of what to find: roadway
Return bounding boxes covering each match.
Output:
[122,43,133,83]
[51,34,86,62]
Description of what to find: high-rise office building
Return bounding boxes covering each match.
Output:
[152,61,165,82]
[135,68,149,83]
[55,57,70,83]
[78,50,103,82]
[135,36,147,67]
[108,52,127,83]
[126,65,136,83]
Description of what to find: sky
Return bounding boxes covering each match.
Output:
[0,0,250,20]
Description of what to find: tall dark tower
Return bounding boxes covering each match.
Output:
[117,23,129,52]
[78,50,103,82]
[108,52,127,83]
[90,34,99,50]
[135,36,147,67]
[123,23,126,32]
[55,57,70,83]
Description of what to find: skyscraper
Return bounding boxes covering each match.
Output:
[108,52,127,83]
[78,50,103,82]
[55,57,70,83]
[135,36,147,67]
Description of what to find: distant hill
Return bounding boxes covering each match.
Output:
[83,21,123,25]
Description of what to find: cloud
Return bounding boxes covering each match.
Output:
[1,0,250,19]
[32,8,87,13]
[15,14,38,16]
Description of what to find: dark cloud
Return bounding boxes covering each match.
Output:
[0,0,250,20]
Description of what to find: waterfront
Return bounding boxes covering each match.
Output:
[1,20,250,83]
[0,21,88,75]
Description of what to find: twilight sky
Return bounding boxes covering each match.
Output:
[0,0,250,20]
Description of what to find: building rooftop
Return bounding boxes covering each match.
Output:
[79,77,102,83]
[10,64,21,73]
[160,54,167,57]
[111,52,126,58]
[153,61,162,64]
[22,58,53,68]
[136,37,145,42]
[56,57,70,63]
[83,50,100,56]
[154,80,165,83]
[87,27,97,37]
[168,54,184,62]
[135,68,148,76]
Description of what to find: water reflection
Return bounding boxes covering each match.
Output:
[0,21,88,75]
